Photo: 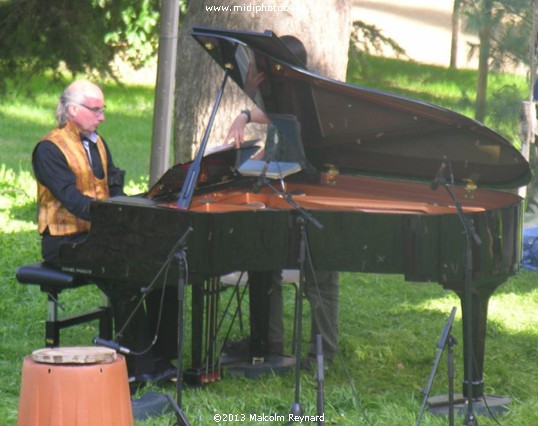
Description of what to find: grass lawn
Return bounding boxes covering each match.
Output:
[1,54,538,425]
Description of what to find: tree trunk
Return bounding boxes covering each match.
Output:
[450,0,463,69]
[475,0,493,123]
[173,0,352,163]
[521,0,538,202]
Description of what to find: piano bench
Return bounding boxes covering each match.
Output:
[16,263,113,348]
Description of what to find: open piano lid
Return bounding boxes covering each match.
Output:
[191,25,531,189]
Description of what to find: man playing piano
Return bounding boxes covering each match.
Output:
[32,79,177,388]
[224,36,340,368]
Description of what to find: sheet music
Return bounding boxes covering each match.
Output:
[237,159,302,179]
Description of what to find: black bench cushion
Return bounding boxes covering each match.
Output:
[16,263,87,289]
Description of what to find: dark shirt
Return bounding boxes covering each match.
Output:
[32,136,124,222]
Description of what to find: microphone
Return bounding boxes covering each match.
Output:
[252,161,270,193]
[431,157,449,190]
[92,337,131,355]
[253,125,280,193]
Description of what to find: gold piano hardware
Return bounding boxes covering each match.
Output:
[204,42,215,51]
[325,164,339,185]
[463,179,477,199]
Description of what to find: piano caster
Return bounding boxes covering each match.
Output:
[183,367,222,387]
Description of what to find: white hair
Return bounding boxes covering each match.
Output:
[55,80,102,127]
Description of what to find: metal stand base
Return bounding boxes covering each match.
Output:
[222,354,295,379]
[132,391,172,420]
[427,394,510,417]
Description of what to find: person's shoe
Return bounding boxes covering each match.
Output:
[222,336,251,356]
[222,337,287,366]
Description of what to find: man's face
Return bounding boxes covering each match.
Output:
[68,92,106,136]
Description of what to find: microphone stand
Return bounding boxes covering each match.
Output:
[435,159,480,426]
[92,226,193,423]
[416,307,457,426]
[289,214,308,420]
[263,179,323,230]
[258,179,323,424]
[252,126,279,194]
[315,334,325,426]
[171,226,194,426]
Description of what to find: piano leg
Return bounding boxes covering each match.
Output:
[190,281,204,373]
[456,285,492,399]
[454,280,510,412]
[426,281,511,418]
[185,279,221,386]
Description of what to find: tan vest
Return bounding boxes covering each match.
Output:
[36,121,109,236]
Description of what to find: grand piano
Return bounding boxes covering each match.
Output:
[59,26,531,400]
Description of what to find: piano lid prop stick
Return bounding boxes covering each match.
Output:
[177,68,232,209]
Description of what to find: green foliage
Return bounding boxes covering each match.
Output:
[487,82,526,140]
[463,0,533,72]
[349,20,408,69]
[0,166,36,235]
[0,0,114,89]
[102,0,160,70]
[0,0,188,90]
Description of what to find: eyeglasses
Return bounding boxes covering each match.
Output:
[78,104,106,115]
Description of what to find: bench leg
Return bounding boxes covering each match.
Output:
[99,296,113,340]
[44,292,114,347]
[46,292,60,347]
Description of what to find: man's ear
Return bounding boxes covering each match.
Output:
[67,103,78,118]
